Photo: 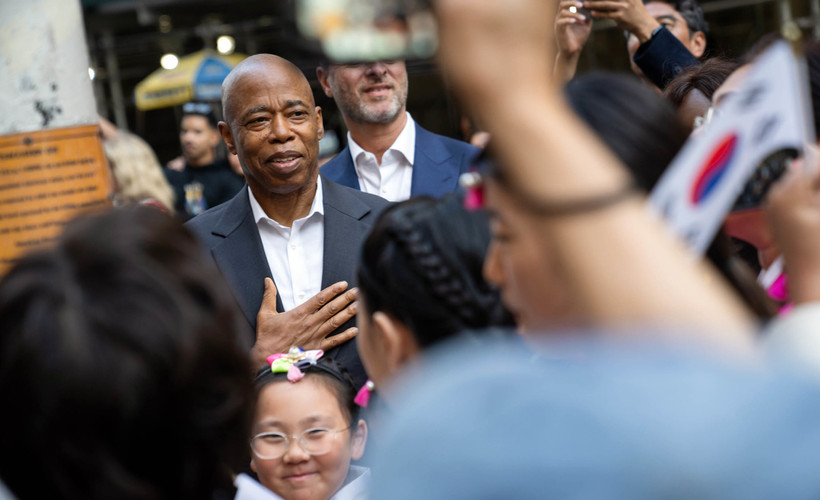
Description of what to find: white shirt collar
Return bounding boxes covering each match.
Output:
[248,175,324,227]
[348,111,416,165]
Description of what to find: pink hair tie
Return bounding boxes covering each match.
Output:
[459,172,485,210]
[354,380,375,407]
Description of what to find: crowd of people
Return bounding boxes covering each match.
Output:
[2,0,820,498]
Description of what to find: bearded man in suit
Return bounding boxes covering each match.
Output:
[317,59,479,201]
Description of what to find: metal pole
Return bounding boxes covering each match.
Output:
[777,0,793,25]
[103,31,128,130]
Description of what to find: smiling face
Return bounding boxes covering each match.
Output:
[317,60,408,125]
[251,376,366,500]
[220,56,324,198]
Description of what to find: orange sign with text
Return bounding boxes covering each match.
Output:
[0,124,111,275]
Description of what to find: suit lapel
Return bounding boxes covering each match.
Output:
[207,191,281,330]
[320,176,374,289]
[410,124,459,197]
[323,146,360,190]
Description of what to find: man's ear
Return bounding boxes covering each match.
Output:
[250,458,258,474]
[372,311,420,374]
[218,121,237,155]
[316,66,334,98]
[689,31,706,58]
[350,419,368,460]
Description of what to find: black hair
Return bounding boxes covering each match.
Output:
[358,195,512,349]
[254,355,360,425]
[182,101,219,128]
[645,0,709,35]
[569,73,774,318]
[0,206,253,499]
[663,57,740,108]
[565,72,689,191]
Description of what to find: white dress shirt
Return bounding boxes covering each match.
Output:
[348,111,415,202]
[248,177,324,311]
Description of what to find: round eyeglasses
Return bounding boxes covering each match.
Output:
[251,426,352,460]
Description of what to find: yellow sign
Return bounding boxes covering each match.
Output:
[0,124,111,275]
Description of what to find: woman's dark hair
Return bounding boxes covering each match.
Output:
[358,194,512,348]
[663,57,740,108]
[483,71,774,319]
[0,206,253,499]
[565,72,690,191]
[568,72,775,318]
[254,356,360,425]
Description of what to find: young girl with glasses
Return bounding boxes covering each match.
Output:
[238,348,368,500]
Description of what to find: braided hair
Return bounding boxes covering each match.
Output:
[358,194,512,348]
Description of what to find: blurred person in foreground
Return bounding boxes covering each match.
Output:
[187,54,390,388]
[365,3,820,498]
[564,72,774,320]
[371,333,820,499]
[476,71,774,334]
[0,207,253,499]
[435,0,755,347]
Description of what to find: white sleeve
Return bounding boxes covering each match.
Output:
[763,303,820,380]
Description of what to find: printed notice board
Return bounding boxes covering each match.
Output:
[0,124,111,275]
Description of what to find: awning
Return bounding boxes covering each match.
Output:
[134,49,247,111]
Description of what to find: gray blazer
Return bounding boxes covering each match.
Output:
[185,175,390,386]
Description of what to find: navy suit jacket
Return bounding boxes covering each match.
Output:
[633,26,701,90]
[321,122,480,198]
[185,176,390,387]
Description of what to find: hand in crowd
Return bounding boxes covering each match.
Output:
[554,0,593,81]
[584,0,660,43]
[252,278,358,368]
[765,155,820,304]
[556,0,592,57]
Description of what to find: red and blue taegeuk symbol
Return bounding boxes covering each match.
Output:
[689,134,739,205]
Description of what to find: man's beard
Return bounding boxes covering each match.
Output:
[332,80,408,125]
